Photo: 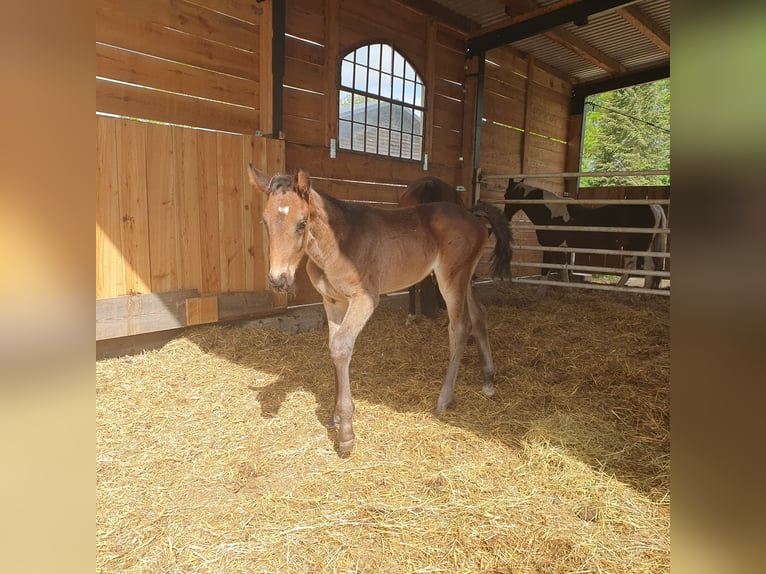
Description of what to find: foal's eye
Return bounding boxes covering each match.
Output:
[296,219,307,233]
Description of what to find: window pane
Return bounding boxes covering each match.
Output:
[390,131,402,158]
[365,126,378,153]
[378,128,390,155]
[401,133,412,159]
[366,98,379,126]
[341,60,353,89]
[339,120,351,150]
[369,44,381,68]
[393,53,404,77]
[381,45,393,74]
[415,83,424,107]
[356,45,368,66]
[404,63,415,81]
[354,64,367,91]
[404,80,415,105]
[378,101,390,128]
[402,108,413,132]
[391,104,402,131]
[413,109,423,135]
[352,122,365,151]
[379,73,392,99]
[393,77,404,101]
[353,96,367,122]
[412,135,422,160]
[339,90,352,120]
[368,69,380,96]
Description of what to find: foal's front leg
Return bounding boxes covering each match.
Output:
[323,294,378,455]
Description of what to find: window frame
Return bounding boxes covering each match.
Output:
[337,42,426,162]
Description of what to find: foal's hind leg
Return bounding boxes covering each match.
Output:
[433,270,473,414]
[466,288,496,398]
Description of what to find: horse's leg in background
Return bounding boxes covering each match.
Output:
[406,284,417,326]
[324,293,378,454]
[617,256,636,287]
[465,288,496,398]
[433,268,473,413]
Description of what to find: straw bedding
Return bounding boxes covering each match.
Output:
[97,284,669,573]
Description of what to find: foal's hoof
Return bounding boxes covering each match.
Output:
[482,384,496,398]
[336,438,355,457]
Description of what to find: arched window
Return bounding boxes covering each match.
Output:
[338,43,426,161]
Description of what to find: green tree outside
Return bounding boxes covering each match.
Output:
[580,79,670,187]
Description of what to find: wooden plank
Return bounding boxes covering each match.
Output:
[96,7,258,81]
[217,291,280,321]
[437,25,468,54]
[339,11,426,71]
[196,130,221,294]
[217,133,247,292]
[96,116,125,299]
[340,0,427,47]
[429,125,462,169]
[116,118,152,295]
[96,78,259,134]
[241,137,257,291]
[324,0,340,144]
[96,43,259,108]
[145,123,179,293]
[434,48,466,85]
[284,56,325,95]
[424,18,437,162]
[283,114,326,147]
[434,76,465,102]
[189,0,264,25]
[483,90,525,129]
[286,143,456,185]
[247,138,271,292]
[283,87,325,121]
[96,290,197,339]
[97,0,258,53]
[186,295,219,325]
[432,94,463,132]
[285,35,325,67]
[174,127,203,291]
[259,0,273,136]
[285,0,326,46]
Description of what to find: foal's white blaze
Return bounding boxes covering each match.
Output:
[278,205,290,215]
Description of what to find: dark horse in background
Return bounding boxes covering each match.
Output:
[249,166,512,455]
[504,180,668,291]
[398,177,465,323]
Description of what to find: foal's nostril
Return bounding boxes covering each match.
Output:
[268,273,291,293]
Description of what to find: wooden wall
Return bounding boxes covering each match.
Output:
[96,0,285,339]
[474,47,573,278]
[280,0,475,303]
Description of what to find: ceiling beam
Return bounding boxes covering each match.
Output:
[616,5,670,54]
[569,62,669,114]
[467,0,637,56]
[544,27,627,74]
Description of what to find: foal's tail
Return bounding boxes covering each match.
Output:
[471,201,513,280]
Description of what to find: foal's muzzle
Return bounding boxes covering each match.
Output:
[268,272,295,293]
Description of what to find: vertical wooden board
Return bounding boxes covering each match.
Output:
[324,0,339,144]
[96,116,125,299]
[248,137,270,291]
[185,295,219,326]
[259,0,273,136]
[146,123,179,293]
[241,137,257,291]
[197,130,221,293]
[217,132,246,292]
[175,127,203,291]
[116,119,152,295]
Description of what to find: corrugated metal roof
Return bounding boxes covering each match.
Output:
[428,0,670,87]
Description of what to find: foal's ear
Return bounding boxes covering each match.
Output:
[294,168,311,200]
[248,164,271,193]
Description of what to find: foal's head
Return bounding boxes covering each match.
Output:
[248,165,313,293]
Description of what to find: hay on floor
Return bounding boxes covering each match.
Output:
[97,284,669,573]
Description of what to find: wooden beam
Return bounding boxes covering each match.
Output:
[396,0,476,33]
[544,27,627,74]
[616,5,670,54]
[467,0,636,56]
[570,63,670,114]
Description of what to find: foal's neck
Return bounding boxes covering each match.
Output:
[305,189,353,259]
